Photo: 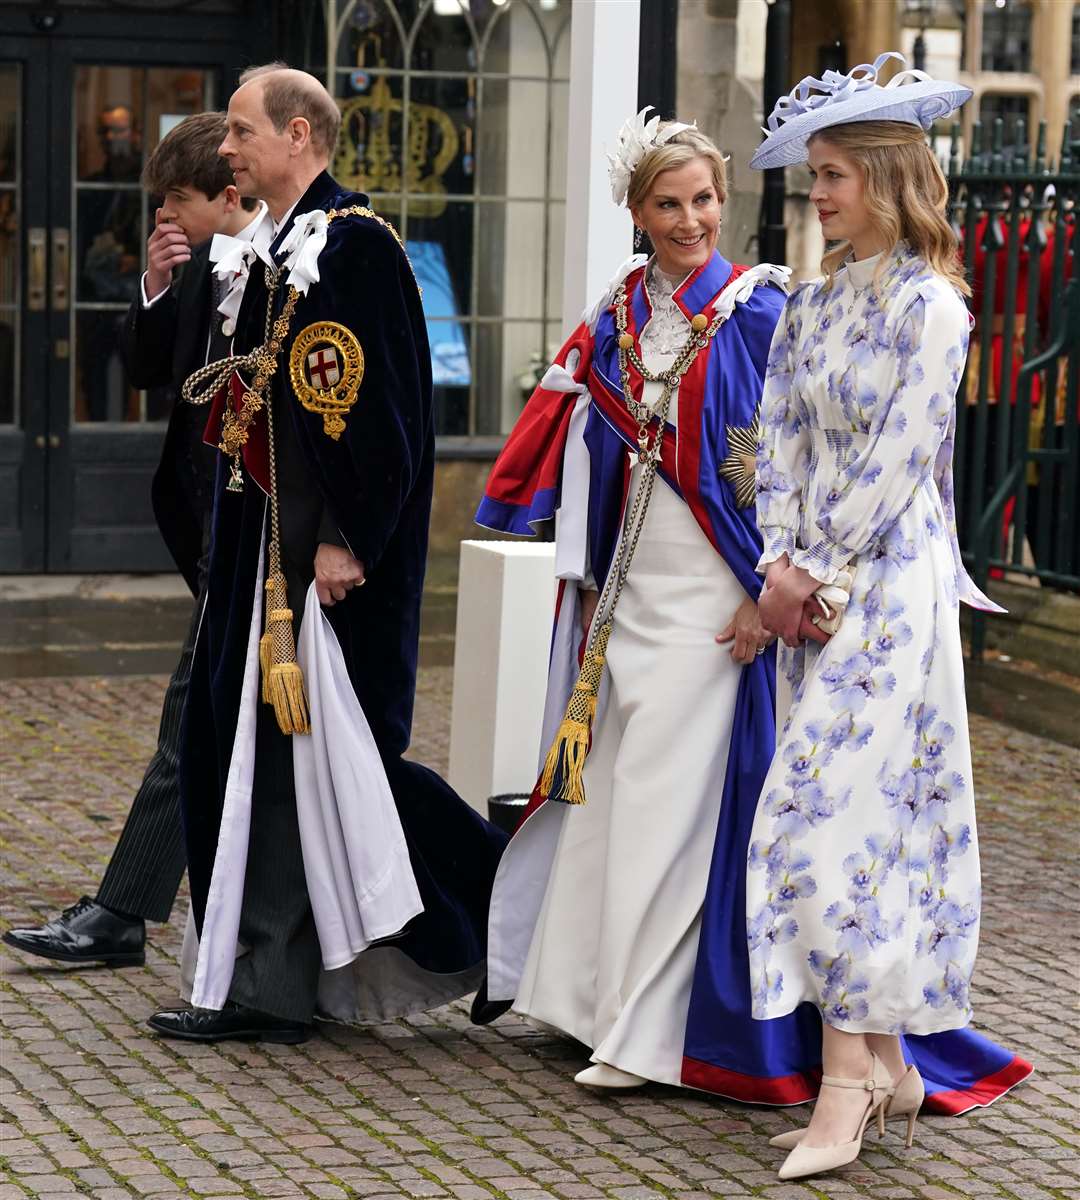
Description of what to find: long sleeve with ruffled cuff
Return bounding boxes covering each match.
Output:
[755,293,811,571]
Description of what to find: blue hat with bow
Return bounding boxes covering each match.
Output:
[750,51,972,170]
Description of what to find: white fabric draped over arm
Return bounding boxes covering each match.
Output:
[539,356,594,586]
[294,583,423,969]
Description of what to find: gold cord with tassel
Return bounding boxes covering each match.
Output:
[537,280,726,805]
[261,316,310,736]
[539,621,611,804]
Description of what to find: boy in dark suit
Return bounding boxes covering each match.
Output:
[4,114,265,968]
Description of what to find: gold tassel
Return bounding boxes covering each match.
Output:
[259,632,273,703]
[539,621,612,805]
[259,576,275,702]
[266,661,310,735]
[260,568,310,735]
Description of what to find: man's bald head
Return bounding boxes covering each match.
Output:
[236,63,341,157]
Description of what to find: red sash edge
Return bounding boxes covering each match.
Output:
[920,1056,1034,1116]
[680,1055,820,1106]
[679,1053,1033,1115]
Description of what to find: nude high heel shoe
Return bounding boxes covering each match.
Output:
[886,1064,924,1148]
[776,1053,893,1181]
[769,1064,924,1150]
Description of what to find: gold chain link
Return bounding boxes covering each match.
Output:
[179,202,411,484]
[584,282,725,655]
[325,205,421,297]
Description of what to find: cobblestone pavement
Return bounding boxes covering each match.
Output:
[2,670,1078,1200]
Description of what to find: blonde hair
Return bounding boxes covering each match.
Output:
[809,121,969,296]
[626,124,728,209]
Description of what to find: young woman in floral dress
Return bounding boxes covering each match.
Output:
[748,55,1029,1179]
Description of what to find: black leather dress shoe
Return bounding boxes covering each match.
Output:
[147,1001,310,1044]
[3,896,145,967]
[469,975,514,1025]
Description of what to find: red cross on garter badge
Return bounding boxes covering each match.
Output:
[289,321,365,440]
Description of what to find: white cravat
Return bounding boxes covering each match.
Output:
[207,202,267,336]
[249,198,300,268]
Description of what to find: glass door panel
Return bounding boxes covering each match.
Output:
[0,64,19,427]
[0,6,245,573]
[71,64,212,425]
[48,35,231,573]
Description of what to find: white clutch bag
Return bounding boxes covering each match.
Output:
[809,564,856,636]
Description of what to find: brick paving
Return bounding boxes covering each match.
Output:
[2,669,1078,1200]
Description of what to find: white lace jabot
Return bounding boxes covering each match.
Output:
[641,263,692,357]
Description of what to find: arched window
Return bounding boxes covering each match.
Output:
[321,0,571,438]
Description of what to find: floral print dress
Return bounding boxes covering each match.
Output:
[748,244,997,1036]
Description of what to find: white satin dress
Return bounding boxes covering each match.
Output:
[514,267,748,1084]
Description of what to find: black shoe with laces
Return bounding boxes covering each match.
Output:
[2,896,145,967]
[147,1001,309,1044]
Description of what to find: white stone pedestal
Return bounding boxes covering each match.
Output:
[448,540,557,817]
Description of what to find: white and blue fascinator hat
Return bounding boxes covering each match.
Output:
[750,51,972,170]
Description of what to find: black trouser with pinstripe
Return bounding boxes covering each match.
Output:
[94,589,203,924]
[225,698,322,1023]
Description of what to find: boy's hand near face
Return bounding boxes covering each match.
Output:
[146,207,192,300]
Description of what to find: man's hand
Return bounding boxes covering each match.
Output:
[145,207,191,300]
[579,586,599,634]
[315,543,365,606]
[717,596,774,664]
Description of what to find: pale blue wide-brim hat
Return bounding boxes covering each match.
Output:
[750,50,972,170]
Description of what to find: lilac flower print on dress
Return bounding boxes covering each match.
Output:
[749,243,988,1034]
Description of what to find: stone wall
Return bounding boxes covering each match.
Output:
[429,455,515,557]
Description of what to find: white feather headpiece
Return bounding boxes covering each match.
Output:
[607,106,697,206]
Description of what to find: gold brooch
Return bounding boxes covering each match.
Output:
[289,321,365,440]
[717,407,761,509]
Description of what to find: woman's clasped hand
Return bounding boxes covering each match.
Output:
[716,597,774,663]
[757,552,830,647]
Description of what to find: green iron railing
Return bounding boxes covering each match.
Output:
[946,119,1078,659]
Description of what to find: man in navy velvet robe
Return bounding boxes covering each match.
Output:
[148,65,506,1044]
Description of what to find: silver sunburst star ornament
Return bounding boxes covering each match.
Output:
[717,407,761,509]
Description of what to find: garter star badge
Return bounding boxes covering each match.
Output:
[717,406,761,509]
[289,321,365,440]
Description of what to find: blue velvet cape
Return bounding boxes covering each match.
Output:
[180,172,506,981]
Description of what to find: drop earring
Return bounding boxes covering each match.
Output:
[634,226,644,252]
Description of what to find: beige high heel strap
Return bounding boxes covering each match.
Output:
[819,1057,893,1136]
[820,1074,887,1090]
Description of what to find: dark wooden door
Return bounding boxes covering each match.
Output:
[0,35,48,571]
[0,5,248,572]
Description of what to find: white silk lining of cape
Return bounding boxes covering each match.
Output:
[294,580,423,969]
[188,522,266,1011]
[486,394,611,1002]
[553,392,591,582]
[181,567,484,1023]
